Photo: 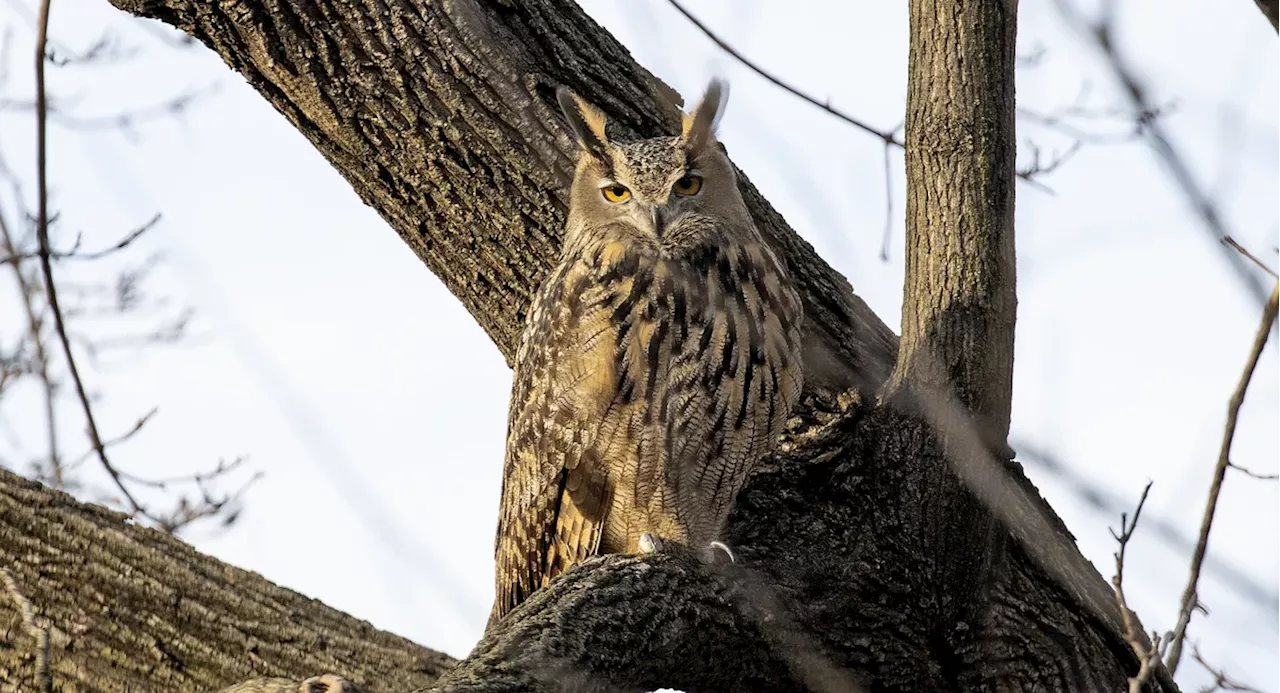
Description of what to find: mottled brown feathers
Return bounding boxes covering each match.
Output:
[490,81,802,625]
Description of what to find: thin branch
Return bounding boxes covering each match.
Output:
[0,213,160,264]
[151,464,261,533]
[1110,482,1166,693]
[1014,439,1279,613]
[1014,81,1167,146]
[43,84,216,132]
[33,0,153,522]
[1165,283,1279,674]
[1053,0,1272,306]
[1222,236,1278,279]
[0,201,62,488]
[58,406,157,472]
[115,452,245,490]
[675,1,1070,184]
[0,567,53,693]
[1191,643,1265,693]
[1017,140,1083,182]
[664,0,900,145]
[1226,461,1277,480]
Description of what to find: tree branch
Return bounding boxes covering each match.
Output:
[0,197,63,489]
[1165,283,1279,673]
[1109,482,1168,693]
[1053,0,1272,306]
[33,0,163,526]
[0,466,453,691]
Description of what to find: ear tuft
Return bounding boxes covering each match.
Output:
[680,79,729,152]
[557,86,610,160]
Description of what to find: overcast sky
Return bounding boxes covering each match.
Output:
[0,0,1276,690]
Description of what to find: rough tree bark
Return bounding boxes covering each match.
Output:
[889,0,1018,447]
[1,0,1178,691]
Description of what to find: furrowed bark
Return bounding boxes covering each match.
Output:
[889,0,1018,448]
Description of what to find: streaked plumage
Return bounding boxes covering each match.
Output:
[490,81,803,624]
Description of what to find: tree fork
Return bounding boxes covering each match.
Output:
[0,0,1182,690]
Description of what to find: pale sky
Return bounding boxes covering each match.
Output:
[0,0,1276,690]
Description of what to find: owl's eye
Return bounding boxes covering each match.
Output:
[673,175,703,196]
[602,184,632,203]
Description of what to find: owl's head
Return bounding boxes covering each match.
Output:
[556,80,750,253]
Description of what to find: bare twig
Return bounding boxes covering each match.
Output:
[1191,643,1265,693]
[0,202,63,488]
[152,464,261,533]
[665,0,899,145]
[41,84,216,134]
[1014,439,1279,614]
[1222,236,1278,279]
[1017,140,1083,182]
[1165,283,1279,673]
[116,453,245,490]
[665,0,1059,202]
[1053,0,1272,306]
[1110,482,1166,693]
[1,567,53,693]
[1225,461,1277,480]
[0,213,160,265]
[33,0,155,522]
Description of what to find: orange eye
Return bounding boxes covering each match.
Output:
[602,184,632,203]
[673,175,703,196]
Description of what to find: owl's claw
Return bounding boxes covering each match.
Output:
[707,540,736,564]
[300,675,364,693]
[639,532,665,554]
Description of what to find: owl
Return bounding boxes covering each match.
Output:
[489,80,804,625]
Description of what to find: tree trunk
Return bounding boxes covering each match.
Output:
[1,0,1176,690]
[890,0,1018,449]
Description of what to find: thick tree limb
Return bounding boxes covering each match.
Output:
[0,468,453,691]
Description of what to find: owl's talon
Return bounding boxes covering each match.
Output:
[300,675,364,693]
[707,540,736,564]
[639,532,664,554]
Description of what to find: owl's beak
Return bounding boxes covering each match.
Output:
[649,205,668,240]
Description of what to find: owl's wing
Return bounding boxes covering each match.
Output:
[490,261,617,624]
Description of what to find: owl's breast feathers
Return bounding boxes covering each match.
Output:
[491,229,803,624]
